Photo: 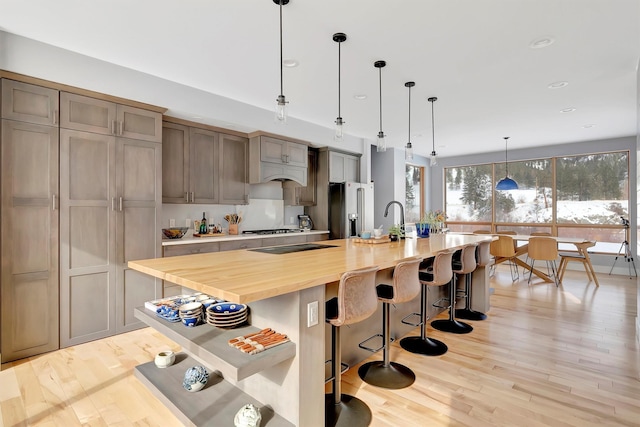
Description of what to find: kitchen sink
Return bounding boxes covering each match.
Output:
[249,243,337,254]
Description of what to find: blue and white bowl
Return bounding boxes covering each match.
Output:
[209,302,247,315]
[183,365,208,392]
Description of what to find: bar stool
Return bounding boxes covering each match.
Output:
[358,257,423,389]
[456,241,488,321]
[325,265,379,427]
[431,244,475,334]
[399,249,455,356]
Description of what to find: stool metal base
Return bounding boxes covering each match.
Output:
[358,361,415,389]
[399,336,448,356]
[325,394,372,427]
[431,319,473,334]
[455,308,487,321]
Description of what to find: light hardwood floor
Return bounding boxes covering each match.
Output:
[1,267,639,426]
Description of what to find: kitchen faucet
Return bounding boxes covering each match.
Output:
[384,201,405,237]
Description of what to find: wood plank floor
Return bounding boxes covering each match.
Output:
[1,267,638,426]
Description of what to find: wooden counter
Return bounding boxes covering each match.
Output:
[129,234,492,304]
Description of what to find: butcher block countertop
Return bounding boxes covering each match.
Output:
[129,234,492,304]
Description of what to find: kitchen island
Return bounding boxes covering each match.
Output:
[128,233,493,426]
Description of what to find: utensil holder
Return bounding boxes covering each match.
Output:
[229,224,238,235]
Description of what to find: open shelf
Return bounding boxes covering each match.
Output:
[135,354,294,427]
[134,307,296,381]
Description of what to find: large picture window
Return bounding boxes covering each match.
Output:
[444,150,630,253]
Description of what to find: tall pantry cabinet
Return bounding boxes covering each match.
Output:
[0,80,60,362]
[0,79,163,362]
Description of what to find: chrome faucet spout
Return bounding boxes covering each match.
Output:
[384,200,405,234]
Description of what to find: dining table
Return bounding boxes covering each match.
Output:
[490,234,590,283]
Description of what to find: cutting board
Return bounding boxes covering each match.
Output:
[351,237,392,244]
[193,233,226,238]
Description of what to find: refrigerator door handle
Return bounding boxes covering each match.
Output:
[357,187,364,235]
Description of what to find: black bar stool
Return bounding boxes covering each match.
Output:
[456,240,489,321]
[358,257,423,389]
[432,244,476,334]
[325,265,379,427]
[399,249,455,356]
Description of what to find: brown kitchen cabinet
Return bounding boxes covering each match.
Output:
[60,92,162,142]
[249,133,308,186]
[162,121,248,205]
[283,148,317,206]
[1,79,59,126]
[0,118,60,363]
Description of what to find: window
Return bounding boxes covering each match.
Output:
[406,164,424,223]
[444,150,630,253]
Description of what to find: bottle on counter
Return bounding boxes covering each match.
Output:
[199,212,208,234]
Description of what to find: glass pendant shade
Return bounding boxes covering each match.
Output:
[405,142,413,160]
[377,131,386,152]
[275,95,287,123]
[335,117,344,140]
[496,136,518,190]
[430,150,437,166]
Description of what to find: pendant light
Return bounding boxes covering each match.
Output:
[405,81,415,160]
[333,32,347,141]
[375,60,387,152]
[428,96,438,166]
[496,136,519,190]
[274,0,289,123]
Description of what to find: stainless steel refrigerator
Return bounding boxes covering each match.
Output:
[328,182,374,239]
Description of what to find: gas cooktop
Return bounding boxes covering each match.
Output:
[242,228,304,235]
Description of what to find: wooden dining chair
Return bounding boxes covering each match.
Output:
[527,237,560,286]
[557,241,599,286]
[489,235,519,281]
[524,232,552,274]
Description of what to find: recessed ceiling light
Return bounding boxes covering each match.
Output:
[283,59,299,67]
[530,37,555,49]
[582,124,596,128]
[560,108,576,113]
[354,94,367,100]
[193,116,202,119]
[548,81,568,89]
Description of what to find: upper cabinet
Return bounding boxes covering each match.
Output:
[162,121,249,205]
[249,133,308,186]
[328,149,360,183]
[284,149,317,206]
[1,79,59,126]
[60,92,162,142]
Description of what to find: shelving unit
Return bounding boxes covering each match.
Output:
[135,354,294,427]
[134,307,296,381]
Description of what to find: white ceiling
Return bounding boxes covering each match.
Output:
[1,0,639,157]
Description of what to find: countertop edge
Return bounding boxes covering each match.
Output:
[161,230,329,246]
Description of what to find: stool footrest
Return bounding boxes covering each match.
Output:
[401,312,424,327]
[324,359,349,384]
[358,333,393,353]
[432,297,451,310]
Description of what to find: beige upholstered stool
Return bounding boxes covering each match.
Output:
[432,243,476,334]
[325,265,379,427]
[358,257,423,389]
[456,241,489,321]
[399,249,455,356]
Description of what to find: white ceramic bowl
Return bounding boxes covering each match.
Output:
[179,302,203,313]
[154,351,175,368]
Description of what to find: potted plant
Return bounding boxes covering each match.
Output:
[388,224,403,241]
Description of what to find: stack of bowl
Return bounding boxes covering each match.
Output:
[206,302,248,328]
[179,302,203,327]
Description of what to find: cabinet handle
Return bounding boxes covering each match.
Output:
[111,197,116,211]
[191,192,195,203]
[119,196,123,212]
[53,110,58,125]
[185,192,189,203]
[118,121,123,136]
[281,154,286,163]
[52,194,57,210]
[285,154,290,163]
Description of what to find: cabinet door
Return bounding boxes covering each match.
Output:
[329,151,346,183]
[298,149,316,205]
[1,79,58,126]
[344,155,360,182]
[117,104,162,143]
[59,129,117,347]
[219,133,249,205]
[1,120,59,362]
[260,136,287,164]
[60,92,116,135]
[189,128,219,204]
[162,122,190,203]
[115,137,162,333]
[286,141,308,167]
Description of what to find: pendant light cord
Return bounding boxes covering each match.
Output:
[378,66,383,133]
[338,41,341,118]
[430,97,436,154]
[504,137,510,176]
[408,85,411,141]
[279,0,284,97]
